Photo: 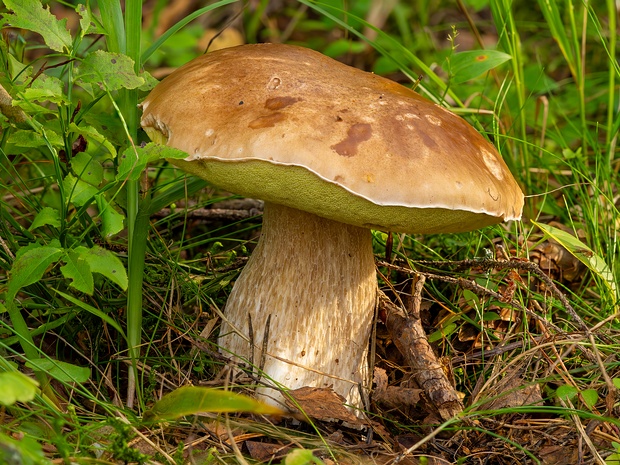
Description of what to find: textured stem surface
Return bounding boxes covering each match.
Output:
[219,203,377,409]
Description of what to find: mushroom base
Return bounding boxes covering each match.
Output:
[218,203,377,410]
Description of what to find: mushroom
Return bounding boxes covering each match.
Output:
[140,43,524,410]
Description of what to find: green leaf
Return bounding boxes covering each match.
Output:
[138,69,159,92]
[117,142,188,181]
[7,244,63,302]
[69,122,117,158]
[580,389,599,409]
[63,173,98,207]
[25,359,90,384]
[60,250,94,295]
[8,128,63,149]
[322,39,366,58]
[462,0,489,12]
[606,451,620,465]
[29,207,61,231]
[72,151,103,187]
[53,289,126,339]
[428,322,457,343]
[23,74,65,104]
[1,0,72,53]
[74,245,128,290]
[143,386,284,422]
[0,371,39,406]
[482,312,500,322]
[96,194,125,237]
[13,98,56,116]
[76,2,102,36]
[532,221,618,302]
[613,378,620,390]
[0,432,46,465]
[284,449,326,465]
[448,49,512,83]
[555,384,578,402]
[77,50,144,91]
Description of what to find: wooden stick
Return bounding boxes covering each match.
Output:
[378,275,463,420]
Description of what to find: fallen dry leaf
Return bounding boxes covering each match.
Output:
[539,443,579,465]
[372,367,423,409]
[285,386,365,426]
[477,370,543,411]
[245,440,290,462]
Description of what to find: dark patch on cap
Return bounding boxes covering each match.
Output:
[248,112,286,129]
[264,96,301,111]
[331,123,372,157]
[417,128,438,149]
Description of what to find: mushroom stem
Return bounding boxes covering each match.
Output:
[219,202,377,409]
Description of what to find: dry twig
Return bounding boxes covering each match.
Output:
[378,274,464,420]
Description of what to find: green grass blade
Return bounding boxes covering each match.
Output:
[532,220,618,307]
[52,290,127,340]
[97,0,126,53]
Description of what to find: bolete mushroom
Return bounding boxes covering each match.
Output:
[140,43,524,410]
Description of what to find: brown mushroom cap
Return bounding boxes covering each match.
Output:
[141,43,524,234]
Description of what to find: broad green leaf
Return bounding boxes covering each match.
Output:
[96,194,125,237]
[29,207,61,231]
[448,50,512,83]
[23,74,65,104]
[2,0,72,52]
[606,451,620,465]
[54,289,126,338]
[63,173,98,206]
[8,128,63,149]
[482,312,500,322]
[284,449,325,465]
[74,245,128,290]
[77,51,144,91]
[555,384,578,402]
[25,359,90,384]
[76,2,102,36]
[7,244,63,302]
[609,443,620,464]
[60,250,94,294]
[462,289,480,307]
[532,221,617,302]
[613,378,620,390]
[0,432,46,465]
[138,69,159,92]
[580,389,599,409]
[6,53,31,83]
[0,371,39,406]
[117,143,188,181]
[72,151,103,187]
[143,386,284,422]
[69,122,116,158]
[13,98,56,116]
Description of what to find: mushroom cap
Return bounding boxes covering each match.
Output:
[141,43,524,233]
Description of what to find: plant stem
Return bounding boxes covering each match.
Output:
[124,0,144,410]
